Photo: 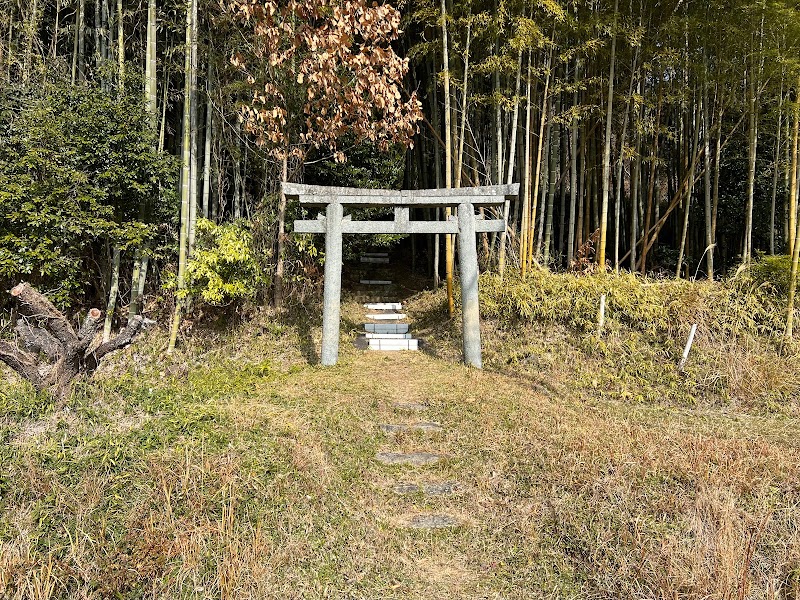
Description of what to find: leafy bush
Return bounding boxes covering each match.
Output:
[0,81,178,307]
[181,219,267,305]
[749,253,793,297]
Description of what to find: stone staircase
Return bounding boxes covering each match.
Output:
[356,252,420,352]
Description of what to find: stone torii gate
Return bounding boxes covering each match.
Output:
[286,182,519,368]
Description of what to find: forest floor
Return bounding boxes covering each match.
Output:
[2,279,800,598]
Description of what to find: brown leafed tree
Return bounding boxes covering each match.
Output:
[230,0,423,307]
[0,283,144,400]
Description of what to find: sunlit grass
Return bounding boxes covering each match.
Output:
[2,276,800,598]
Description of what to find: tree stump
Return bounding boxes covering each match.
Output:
[0,283,144,400]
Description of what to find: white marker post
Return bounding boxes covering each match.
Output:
[597,294,607,336]
[678,324,698,371]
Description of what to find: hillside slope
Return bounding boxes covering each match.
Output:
[2,301,800,598]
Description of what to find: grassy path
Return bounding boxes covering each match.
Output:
[3,332,800,598]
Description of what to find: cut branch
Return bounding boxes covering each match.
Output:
[11,282,77,346]
[0,341,46,389]
[2,283,144,400]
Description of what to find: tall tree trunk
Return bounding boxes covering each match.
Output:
[117,0,124,88]
[614,46,637,270]
[640,81,663,274]
[676,100,699,277]
[559,112,568,262]
[525,47,552,273]
[770,78,784,256]
[94,0,100,72]
[520,50,533,277]
[429,57,441,289]
[188,0,199,257]
[274,154,289,308]
[23,0,38,84]
[543,94,558,265]
[576,132,586,257]
[441,0,454,317]
[103,247,121,343]
[743,63,759,263]
[597,0,618,268]
[630,130,641,271]
[71,0,85,84]
[498,51,522,276]
[168,0,195,353]
[203,75,213,219]
[567,58,579,265]
[454,18,471,189]
[701,63,714,279]
[50,0,61,59]
[789,75,800,257]
[144,0,156,121]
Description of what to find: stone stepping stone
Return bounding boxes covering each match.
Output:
[379,422,443,433]
[362,252,389,258]
[365,323,409,334]
[392,481,460,496]
[360,279,392,285]
[375,451,442,466]
[366,313,406,320]
[392,402,429,411]
[405,514,461,529]
[364,302,402,310]
[369,339,418,351]
[360,256,390,263]
[365,333,412,339]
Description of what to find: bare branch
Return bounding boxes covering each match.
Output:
[0,341,46,390]
[89,315,144,363]
[75,308,103,352]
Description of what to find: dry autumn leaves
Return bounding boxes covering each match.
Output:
[230,0,423,162]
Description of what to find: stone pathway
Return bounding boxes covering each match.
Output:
[375,400,464,529]
[356,251,462,529]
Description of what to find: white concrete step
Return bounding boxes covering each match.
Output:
[364,302,402,310]
[360,279,392,285]
[366,313,407,321]
[365,323,409,334]
[369,338,419,351]
[360,256,390,264]
[365,333,412,339]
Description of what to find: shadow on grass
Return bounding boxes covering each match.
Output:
[279,303,321,366]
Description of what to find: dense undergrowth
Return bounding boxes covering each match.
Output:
[406,259,800,413]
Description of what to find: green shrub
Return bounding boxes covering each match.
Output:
[177,219,268,305]
[0,81,178,307]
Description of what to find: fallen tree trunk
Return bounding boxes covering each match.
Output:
[0,283,144,400]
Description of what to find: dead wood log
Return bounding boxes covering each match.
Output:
[1,283,144,401]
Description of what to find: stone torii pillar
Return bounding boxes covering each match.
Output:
[286,183,520,368]
[321,201,344,366]
[457,202,482,368]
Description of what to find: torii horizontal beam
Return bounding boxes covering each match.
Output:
[284,182,517,206]
[294,209,505,235]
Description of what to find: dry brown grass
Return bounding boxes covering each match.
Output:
[2,290,800,598]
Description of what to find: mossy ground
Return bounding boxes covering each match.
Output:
[2,270,800,598]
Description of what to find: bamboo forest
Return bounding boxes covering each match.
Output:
[5,0,800,596]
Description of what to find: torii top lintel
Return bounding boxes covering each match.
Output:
[283,182,520,207]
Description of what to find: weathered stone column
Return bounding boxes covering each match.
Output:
[457,202,482,368]
[321,201,344,365]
